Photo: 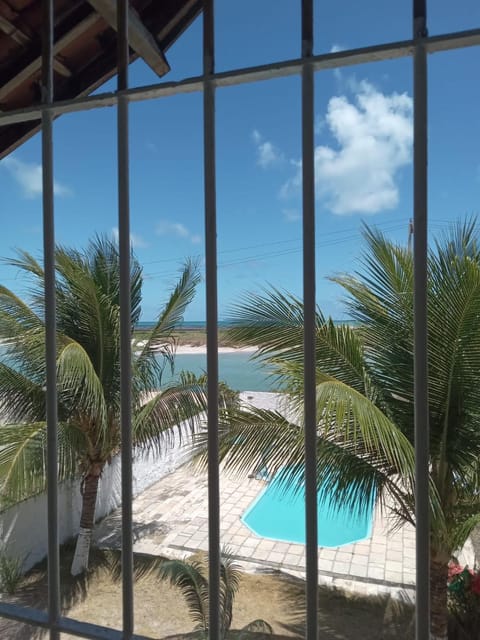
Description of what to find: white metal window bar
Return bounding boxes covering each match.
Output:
[0,0,477,638]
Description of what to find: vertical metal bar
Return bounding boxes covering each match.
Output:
[413,2,429,639]
[203,1,220,639]
[301,2,317,640]
[117,1,134,637]
[42,1,60,638]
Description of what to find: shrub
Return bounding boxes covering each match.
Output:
[0,550,24,595]
[447,560,480,639]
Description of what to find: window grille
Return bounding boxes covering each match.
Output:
[0,1,479,638]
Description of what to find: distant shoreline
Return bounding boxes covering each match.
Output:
[175,345,257,355]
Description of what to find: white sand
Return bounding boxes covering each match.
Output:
[239,390,281,410]
[174,345,257,355]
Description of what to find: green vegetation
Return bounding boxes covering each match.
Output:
[208,219,480,640]
[0,548,23,594]
[0,238,233,576]
[133,327,242,348]
[154,551,272,639]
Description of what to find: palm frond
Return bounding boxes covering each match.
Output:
[195,405,409,522]
[2,249,44,279]
[132,381,208,456]
[56,342,108,441]
[157,557,209,631]
[219,551,242,636]
[315,380,415,481]
[0,286,44,340]
[0,421,81,501]
[135,260,201,369]
[448,511,480,554]
[226,290,369,395]
[0,363,46,422]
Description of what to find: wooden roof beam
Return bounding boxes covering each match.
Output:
[0,11,99,102]
[0,14,31,47]
[86,0,170,77]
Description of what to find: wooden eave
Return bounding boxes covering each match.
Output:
[0,0,202,159]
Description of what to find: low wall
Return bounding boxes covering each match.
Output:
[0,422,194,571]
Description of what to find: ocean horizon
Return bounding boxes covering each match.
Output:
[139,319,358,329]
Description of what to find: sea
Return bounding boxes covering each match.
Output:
[0,320,353,395]
[160,351,276,392]
[142,318,356,393]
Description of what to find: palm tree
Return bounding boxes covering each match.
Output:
[0,236,222,576]
[204,220,480,640]
[156,551,272,639]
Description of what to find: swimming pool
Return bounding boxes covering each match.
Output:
[242,471,374,547]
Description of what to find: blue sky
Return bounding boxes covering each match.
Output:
[0,0,479,321]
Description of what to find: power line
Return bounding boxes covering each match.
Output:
[143,221,408,279]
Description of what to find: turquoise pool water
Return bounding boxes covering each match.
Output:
[242,471,374,547]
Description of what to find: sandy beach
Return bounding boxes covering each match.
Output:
[132,338,258,356]
[174,345,257,355]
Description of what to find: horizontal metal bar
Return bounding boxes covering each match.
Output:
[0,602,155,640]
[1,27,479,127]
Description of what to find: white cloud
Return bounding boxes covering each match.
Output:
[252,129,262,144]
[283,208,301,222]
[156,220,201,244]
[281,80,413,215]
[1,156,71,198]
[112,227,148,249]
[251,129,284,168]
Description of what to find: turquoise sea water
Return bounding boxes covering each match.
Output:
[0,346,273,393]
[242,470,374,547]
[159,352,275,392]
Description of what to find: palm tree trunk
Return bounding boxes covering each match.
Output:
[430,553,449,640]
[70,467,101,576]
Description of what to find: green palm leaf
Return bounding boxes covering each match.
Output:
[135,260,201,370]
[157,558,209,632]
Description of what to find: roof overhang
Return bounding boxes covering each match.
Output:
[0,0,202,159]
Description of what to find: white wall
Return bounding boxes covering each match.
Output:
[0,422,195,571]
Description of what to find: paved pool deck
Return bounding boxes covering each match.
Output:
[94,461,417,600]
[94,391,478,601]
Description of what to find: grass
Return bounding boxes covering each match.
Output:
[0,544,415,640]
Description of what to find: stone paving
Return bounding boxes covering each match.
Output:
[94,462,417,600]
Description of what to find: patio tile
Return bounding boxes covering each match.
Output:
[267,551,286,564]
[257,540,276,551]
[319,548,337,560]
[385,560,403,573]
[350,563,368,578]
[95,452,430,601]
[287,544,305,556]
[332,561,350,575]
[335,551,353,563]
[284,553,303,566]
[318,559,334,572]
[350,553,368,565]
[367,565,385,580]
[385,570,403,584]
